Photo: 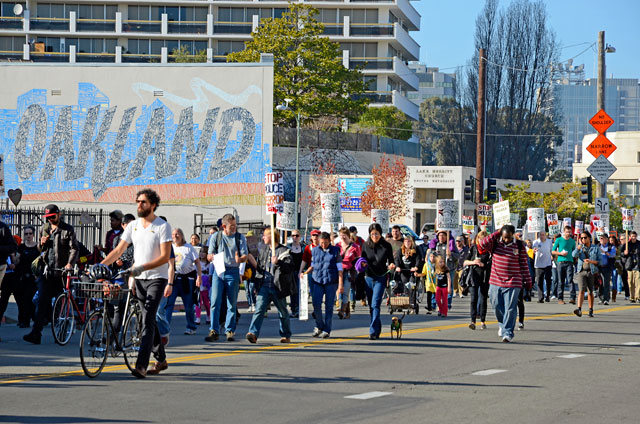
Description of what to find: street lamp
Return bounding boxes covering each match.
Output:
[276,98,301,229]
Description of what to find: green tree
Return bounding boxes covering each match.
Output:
[419,97,474,165]
[227,2,368,127]
[353,106,412,141]
[171,45,206,63]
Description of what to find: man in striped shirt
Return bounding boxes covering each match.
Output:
[478,225,532,342]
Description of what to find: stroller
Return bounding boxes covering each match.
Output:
[387,269,421,316]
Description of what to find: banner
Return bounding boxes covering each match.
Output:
[527,208,545,233]
[562,217,572,230]
[338,177,371,212]
[462,216,475,235]
[299,274,309,321]
[436,199,459,231]
[276,201,297,231]
[320,193,342,225]
[493,200,511,227]
[265,172,284,215]
[622,208,634,231]
[371,209,390,234]
[547,213,560,236]
[574,220,584,235]
[477,204,493,227]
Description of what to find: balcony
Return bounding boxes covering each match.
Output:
[349,57,393,70]
[321,22,343,36]
[76,52,116,63]
[167,20,207,34]
[77,18,116,32]
[365,90,419,120]
[0,50,22,59]
[0,16,22,30]
[395,0,421,31]
[122,53,161,63]
[213,21,252,34]
[356,90,393,104]
[349,23,393,36]
[391,22,419,61]
[30,51,70,62]
[123,20,161,33]
[392,56,418,90]
[30,17,69,31]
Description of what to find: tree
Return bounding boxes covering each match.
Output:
[547,169,571,182]
[227,2,368,128]
[353,106,413,141]
[171,45,206,63]
[360,155,409,222]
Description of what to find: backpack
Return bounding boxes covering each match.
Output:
[210,231,242,256]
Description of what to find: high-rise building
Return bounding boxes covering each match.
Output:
[407,63,456,106]
[551,65,640,173]
[0,0,421,119]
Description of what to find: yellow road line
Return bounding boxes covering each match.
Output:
[2,305,639,385]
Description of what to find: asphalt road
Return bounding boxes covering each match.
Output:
[1,295,640,424]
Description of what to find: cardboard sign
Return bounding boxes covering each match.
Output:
[574,220,584,235]
[477,204,493,227]
[371,209,390,234]
[320,193,342,225]
[436,199,459,231]
[265,172,284,215]
[462,215,475,235]
[276,201,297,231]
[622,208,635,231]
[493,200,511,227]
[527,208,545,233]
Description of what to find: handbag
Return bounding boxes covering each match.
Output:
[459,266,472,290]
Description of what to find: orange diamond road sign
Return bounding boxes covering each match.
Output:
[589,109,614,133]
[587,133,617,158]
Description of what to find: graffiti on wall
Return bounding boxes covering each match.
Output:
[0,79,270,204]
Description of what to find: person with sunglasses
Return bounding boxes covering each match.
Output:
[286,230,305,318]
[24,205,79,345]
[16,226,40,328]
[573,231,600,318]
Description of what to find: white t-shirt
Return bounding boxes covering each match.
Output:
[174,243,198,275]
[532,238,553,269]
[122,217,172,280]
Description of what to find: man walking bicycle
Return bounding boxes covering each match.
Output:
[102,189,172,378]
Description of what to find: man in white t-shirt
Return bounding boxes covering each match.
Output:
[532,231,554,303]
[102,188,172,379]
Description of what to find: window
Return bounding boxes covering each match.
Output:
[217,40,245,55]
[637,152,640,163]
[0,36,23,51]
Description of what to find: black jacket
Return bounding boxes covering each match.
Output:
[40,220,79,271]
[393,250,424,284]
[0,222,17,264]
[361,239,394,278]
[255,244,295,298]
[622,240,640,271]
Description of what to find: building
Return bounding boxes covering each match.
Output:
[407,64,456,106]
[551,70,640,173]
[573,131,640,207]
[0,0,421,120]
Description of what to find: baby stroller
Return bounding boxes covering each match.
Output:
[387,269,420,316]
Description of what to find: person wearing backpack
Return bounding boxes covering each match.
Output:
[478,225,532,343]
[205,214,248,342]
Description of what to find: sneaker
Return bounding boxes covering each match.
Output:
[312,327,322,337]
[319,331,330,339]
[550,296,558,301]
[480,323,487,330]
[502,335,513,343]
[469,323,476,330]
[558,300,565,305]
[147,360,168,375]
[588,310,594,317]
[426,310,432,315]
[184,328,197,335]
[574,308,582,317]
[23,332,41,345]
[517,322,524,330]
[246,307,254,313]
[195,317,201,325]
[624,296,630,301]
[204,330,219,342]
[603,301,609,305]
[225,331,235,341]
[498,327,503,337]
[280,337,291,343]
[246,332,257,343]
[161,335,170,346]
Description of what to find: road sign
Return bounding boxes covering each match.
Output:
[595,197,609,214]
[586,134,617,158]
[587,155,617,184]
[589,109,614,134]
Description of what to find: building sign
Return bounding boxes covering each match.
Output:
[338,177,371,212]
[410,167,456,185]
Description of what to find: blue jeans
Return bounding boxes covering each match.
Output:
[289,273,300,314]
[248,285,291,338]
[365,275,387,337]
[489,285,521,339]
[551,266,558,297]
[448,270,455,308]
[339,273,352,305]
[209,268,240,334]
[156,295,170,337]
[557,261,575,301]
[311,282,338,333]
[245,279,256,307]
[165,275,197,331]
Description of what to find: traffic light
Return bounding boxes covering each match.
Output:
[464,178,476,203]
[580,176,593,203]
[486,178,497,201]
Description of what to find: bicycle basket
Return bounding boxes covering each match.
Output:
[75,280,127,301]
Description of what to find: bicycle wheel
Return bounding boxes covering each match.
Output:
[80,310,110,378]
[122,305,142,372]
[416,279,425,303]
[51,293,75,345]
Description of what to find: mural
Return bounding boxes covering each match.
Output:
[0,65,273,206]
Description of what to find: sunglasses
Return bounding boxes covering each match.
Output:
[580,236,589,239]
[292,234,300,237]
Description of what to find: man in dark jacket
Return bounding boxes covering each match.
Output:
[623,231,640,302]
[246,228,294,343]
[24,204,79,344]
[0,219,18,287]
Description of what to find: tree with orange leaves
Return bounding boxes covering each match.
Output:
[360,155,409,223]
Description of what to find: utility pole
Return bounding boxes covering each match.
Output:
[475,48,486,204]
[596,30,606,198]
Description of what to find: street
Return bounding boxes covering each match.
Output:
[1,297,640,424]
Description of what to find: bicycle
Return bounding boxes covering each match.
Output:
[50,267,97,346]
[78,270,142,378]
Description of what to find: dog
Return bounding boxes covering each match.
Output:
[390,313,404,339]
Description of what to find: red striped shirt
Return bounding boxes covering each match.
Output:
[478,230,532,289]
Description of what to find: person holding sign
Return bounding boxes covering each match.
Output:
[552,226,577,305]
[532,232,553,303]
[572,231,600,318]
[622,231,640,303]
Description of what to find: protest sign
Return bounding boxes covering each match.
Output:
[477,204,493,227]
[276,201,297,231]
[462,216,475,235]
[265,172,284,215]
[527,208,545,232]
[320,193,342,225]
[493,201,511,227]
[436,200,459,231]
[371,209,390,234]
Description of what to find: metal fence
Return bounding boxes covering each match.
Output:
[0,207,109,250]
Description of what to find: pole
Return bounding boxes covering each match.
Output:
[476,48,486,204]
[294,111,301,230]
[271,213,276,256]
[596,31,607,198]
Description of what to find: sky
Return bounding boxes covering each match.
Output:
[414,0,640,80]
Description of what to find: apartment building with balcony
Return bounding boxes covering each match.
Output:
[0,0,420,119]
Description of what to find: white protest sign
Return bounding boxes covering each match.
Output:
[371,209,390,234]
[265,172,284,214]
[276,201,297,231]
[574,220,584,235]
[477,204,493,227]
[462,216,475,235]
[547,213,560,236]
[562,217,572,229]
[299,274,309,321]
[527,208,545,233]
[436,200,459,231]
[321,193,342,225]
[493,200,511,227]
[622,208,635,231]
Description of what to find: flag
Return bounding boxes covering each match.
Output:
[498,190,503,202]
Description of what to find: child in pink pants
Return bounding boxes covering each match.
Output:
[434,256,451,317]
